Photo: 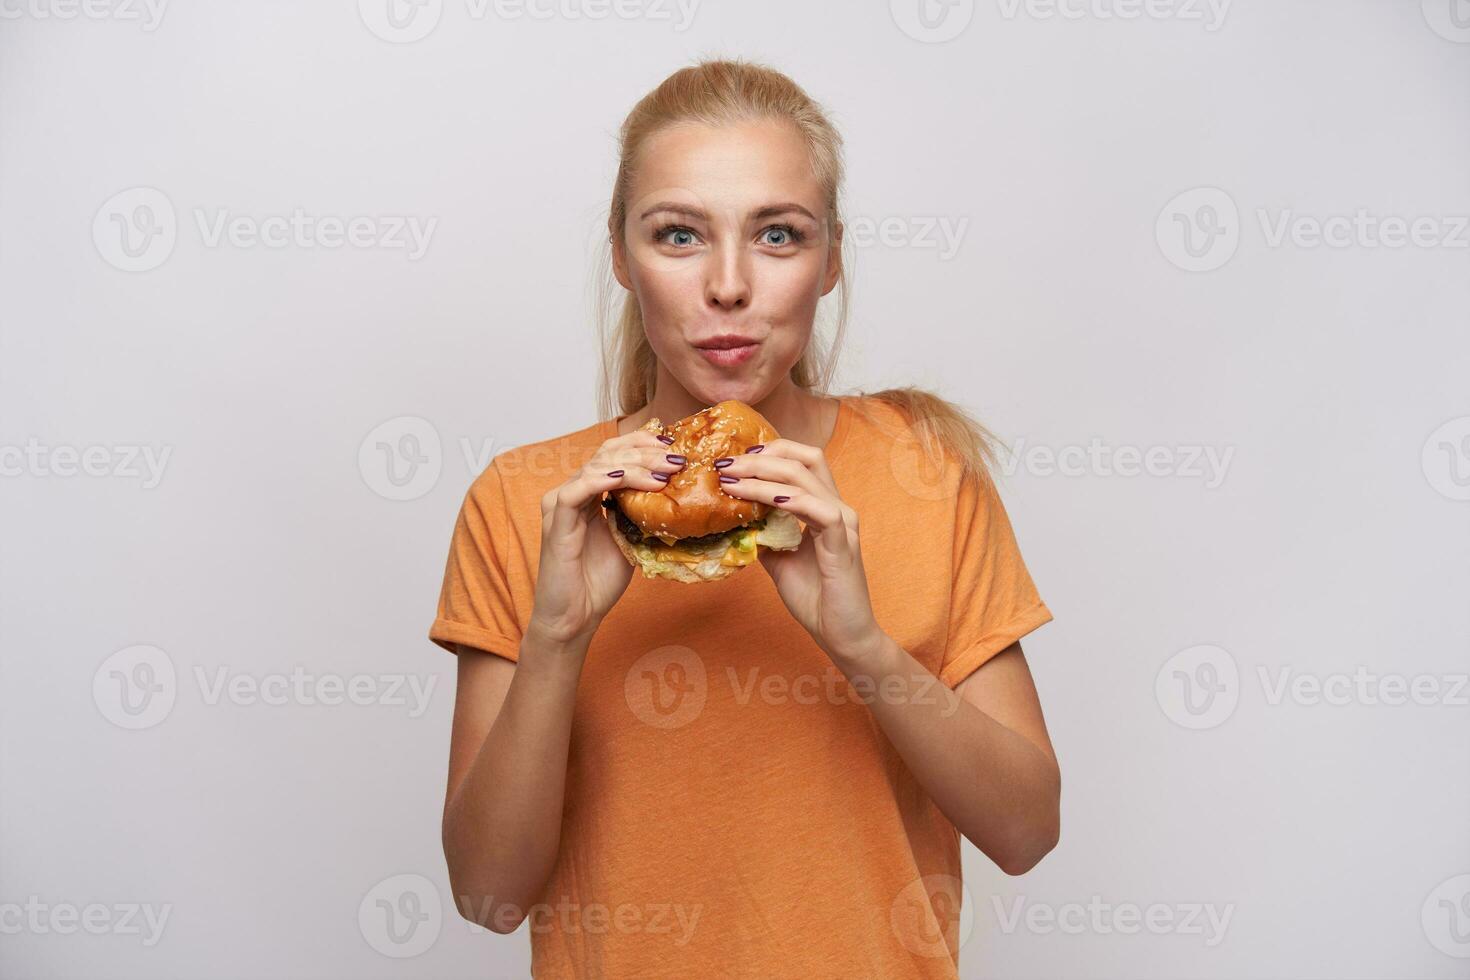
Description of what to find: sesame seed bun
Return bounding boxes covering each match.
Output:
[602,399,802,583]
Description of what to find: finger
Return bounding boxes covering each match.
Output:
[590,431,680,474]
[602,425,674,450]
[717,476,848,534]
[619,445,690,474]
[543,455,684,541]
[714,451,828,499]
[731,438,838,494]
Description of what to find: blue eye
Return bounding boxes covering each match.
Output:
[761,223,805,247]
[653,224,698,248]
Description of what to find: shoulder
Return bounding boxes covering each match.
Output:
[464,417,609,514]
[838,394,913,451]
[832,395,975,526]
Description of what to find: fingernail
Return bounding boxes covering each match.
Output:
[666,454,687,465]
[713,457,733,468]
[657,434,675,445]
[652,472,671,482]
[719,474,739,484]
[773,495,790,503]
[745,444,764,454]
[606,469,624,477]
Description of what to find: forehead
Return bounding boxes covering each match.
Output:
[631,118,823,214]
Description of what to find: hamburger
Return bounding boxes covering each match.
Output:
[602,399,803,583]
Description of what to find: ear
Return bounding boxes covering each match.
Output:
[820,219,844,296]
[611,229,633,291]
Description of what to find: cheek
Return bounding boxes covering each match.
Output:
[626,248,703,316]
[755,258,825,332]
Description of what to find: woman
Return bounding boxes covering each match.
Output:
[430,58,1058,979]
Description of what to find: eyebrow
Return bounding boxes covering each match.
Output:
[638,201,818,223]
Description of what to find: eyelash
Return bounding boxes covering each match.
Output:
[651,222,807,248]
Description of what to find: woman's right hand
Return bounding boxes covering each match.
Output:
[526,426,685,647]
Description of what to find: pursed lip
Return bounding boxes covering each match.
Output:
[692,333,760,350]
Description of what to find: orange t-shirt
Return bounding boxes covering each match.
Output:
[429,395,1053,979]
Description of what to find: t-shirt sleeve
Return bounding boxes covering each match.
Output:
[428,461,525,662]
[938,469,1053,689]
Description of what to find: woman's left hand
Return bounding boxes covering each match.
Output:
[714,439,884,665]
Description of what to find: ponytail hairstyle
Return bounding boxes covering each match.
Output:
[594,56,1002,484]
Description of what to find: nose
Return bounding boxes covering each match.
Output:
[704,244,750,310]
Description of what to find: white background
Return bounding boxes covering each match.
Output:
[2,0,1468,977]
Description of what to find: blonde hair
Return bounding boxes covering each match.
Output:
[594,56,1000,482]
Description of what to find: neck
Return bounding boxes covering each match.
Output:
[619,373,837,448]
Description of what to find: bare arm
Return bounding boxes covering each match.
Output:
[840,636,1060,875]
[438,425,684,931]
[441,627,589,932]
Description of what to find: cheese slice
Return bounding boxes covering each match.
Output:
[645,528,757,567]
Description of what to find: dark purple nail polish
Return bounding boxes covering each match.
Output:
[745,444,764,453]
[657,434,675,445]
[606,469,624,478]
[773,495,790,503]
[652,472,670,482]
[719,474,739,484]
[713,457,733,468]
[666,454,686,465]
